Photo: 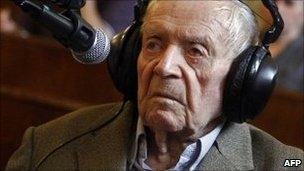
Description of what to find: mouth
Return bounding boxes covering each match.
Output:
[151,92,184,105]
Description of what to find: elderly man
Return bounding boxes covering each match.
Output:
[6,0,303,170]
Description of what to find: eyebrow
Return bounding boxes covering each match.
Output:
[142,22,216,56]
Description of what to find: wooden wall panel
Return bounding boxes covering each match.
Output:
[1,33,122,107]
[0,33,122,170]
[252,89,304,149]
[1,95,70,170]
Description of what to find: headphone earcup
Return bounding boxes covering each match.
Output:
[107,23,142,101]
[223,46,278,123]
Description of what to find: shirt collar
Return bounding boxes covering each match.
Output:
[128,116,146,168]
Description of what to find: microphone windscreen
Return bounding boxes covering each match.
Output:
[71,28,110,64]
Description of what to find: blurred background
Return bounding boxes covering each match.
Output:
[0,0,303,170]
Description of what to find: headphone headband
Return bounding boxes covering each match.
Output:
[134,0,150,24]
[261,0,284,46]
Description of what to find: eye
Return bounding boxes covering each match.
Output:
[187,46,204,58]
[145,39,162,53]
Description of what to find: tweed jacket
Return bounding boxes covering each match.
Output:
[6,101,304,171]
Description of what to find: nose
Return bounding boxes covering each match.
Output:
[153,45,182,78]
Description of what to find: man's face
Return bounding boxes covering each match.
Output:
[137,1,235,135]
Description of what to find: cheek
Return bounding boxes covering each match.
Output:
[137,53,159,101]
[186,56,214,88]
[199,60,232,111]
[189,62,213,103]
[211,59,232,86]
[186,59,230,125]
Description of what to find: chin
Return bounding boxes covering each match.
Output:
[139,96,187,131]
[144,107,186,132]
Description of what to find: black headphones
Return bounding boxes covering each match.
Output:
[107,0,284,123]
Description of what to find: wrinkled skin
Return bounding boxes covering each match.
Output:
[137,1,236,169]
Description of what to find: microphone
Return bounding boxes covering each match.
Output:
[12,0,110,64]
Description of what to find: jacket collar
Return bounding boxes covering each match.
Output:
[200,122,254,170]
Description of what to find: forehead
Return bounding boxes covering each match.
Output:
[143,1,234,38]
[144,1,233,27]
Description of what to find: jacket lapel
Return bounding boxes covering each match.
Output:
[199,122,254,170]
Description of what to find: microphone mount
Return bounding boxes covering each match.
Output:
[50,0,85,9]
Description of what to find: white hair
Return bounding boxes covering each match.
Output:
[142,0,259,58]
[223,0,259,57]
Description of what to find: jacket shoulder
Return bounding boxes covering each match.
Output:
[248,124,303,170]
[6,101,136,170]
[32,102,127,166]
[36,102,123,137]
